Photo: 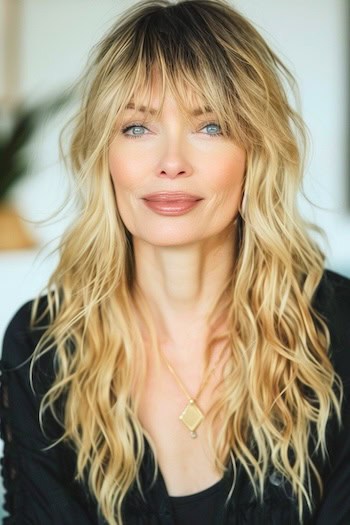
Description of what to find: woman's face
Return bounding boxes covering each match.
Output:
[108,85,246,247]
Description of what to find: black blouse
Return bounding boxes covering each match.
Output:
[1,268,350,525]
[169,476,227,524]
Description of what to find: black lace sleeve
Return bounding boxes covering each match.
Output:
[0,301,97,525]
[311,270,350,524]
[0,358,20,521]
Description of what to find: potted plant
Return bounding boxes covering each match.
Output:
[0,92,71,250]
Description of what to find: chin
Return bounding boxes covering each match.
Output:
[137,232,205,247]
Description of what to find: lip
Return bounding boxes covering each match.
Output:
[143,199,201,215]
[142,192,203,202]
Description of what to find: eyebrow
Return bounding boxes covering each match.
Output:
[125,102,214,117]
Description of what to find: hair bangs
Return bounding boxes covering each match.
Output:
[114,39,245,146]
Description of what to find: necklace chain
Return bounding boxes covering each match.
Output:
[158,345,224,438]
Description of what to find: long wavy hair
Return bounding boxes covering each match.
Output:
[26,1,343,524]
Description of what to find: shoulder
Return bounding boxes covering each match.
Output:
[313,268,350,389]
[1,294,52,376]
[313,268,350,340]
[314,268,350,313]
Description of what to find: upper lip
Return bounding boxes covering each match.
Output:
[142,192,203,202]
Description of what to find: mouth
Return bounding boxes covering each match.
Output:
[142,198,203,215]
[142,192,203,202]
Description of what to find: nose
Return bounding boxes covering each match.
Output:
[156,135,194,180]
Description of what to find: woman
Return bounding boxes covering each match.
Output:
[1,0,349,524]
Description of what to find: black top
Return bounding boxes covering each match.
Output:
[1,268,350,525]
[169,477,227,525]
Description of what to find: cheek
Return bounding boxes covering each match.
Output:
[213,148,246,196]
[108,149,142,227]
[109,149,134,191]
[109,143,152,196]
[108,147,119,183]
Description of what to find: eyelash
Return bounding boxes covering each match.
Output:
[121,122,223,139]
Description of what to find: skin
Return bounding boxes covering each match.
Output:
[108,79,246,372]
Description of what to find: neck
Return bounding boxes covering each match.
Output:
[131,224,237,360]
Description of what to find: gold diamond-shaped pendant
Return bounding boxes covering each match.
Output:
[179,399,204,433]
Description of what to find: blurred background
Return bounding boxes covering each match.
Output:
[0,0,349,519]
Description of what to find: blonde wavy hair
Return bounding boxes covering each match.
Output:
[26,1,343,524]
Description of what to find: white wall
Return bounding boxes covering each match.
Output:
[0,0,349,514]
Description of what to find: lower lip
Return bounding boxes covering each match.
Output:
[142,199,202,215]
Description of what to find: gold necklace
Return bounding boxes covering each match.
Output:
[158,347,223,439]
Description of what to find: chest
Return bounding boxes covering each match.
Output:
[135,358,227,496]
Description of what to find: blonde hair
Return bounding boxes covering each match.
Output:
[26,1,343,523]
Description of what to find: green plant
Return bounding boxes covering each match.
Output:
[0,91,72,201]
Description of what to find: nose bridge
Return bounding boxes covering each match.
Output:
[157,114,193,177]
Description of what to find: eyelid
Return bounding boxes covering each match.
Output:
[121,119,220,128]
[199,121,221,129]
[121,122,150,136]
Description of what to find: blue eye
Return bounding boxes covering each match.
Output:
[202,123,222,136]
[121,124,148,138]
